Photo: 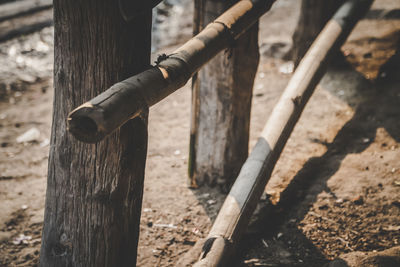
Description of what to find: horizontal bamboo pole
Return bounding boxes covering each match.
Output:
[67,0,276,143]
[192,0,373,266]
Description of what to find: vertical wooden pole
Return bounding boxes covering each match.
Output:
[292,0,345,66]
[40,1,151,266]
[189,0,259,191]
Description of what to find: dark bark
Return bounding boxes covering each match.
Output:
[189,0,260,191]
[39,1,151,266]
[292,0,345,66]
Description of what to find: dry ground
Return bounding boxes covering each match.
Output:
[0,0,399,266]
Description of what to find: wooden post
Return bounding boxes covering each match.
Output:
[192,1,373,265]
[39,1,151,266]
[292,0,345,66]
[189,0,260,190]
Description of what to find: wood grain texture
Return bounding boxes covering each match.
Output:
[189,0,259,191]
[39,1,151,266]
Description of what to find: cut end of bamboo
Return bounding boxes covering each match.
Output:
[67,105,106,143]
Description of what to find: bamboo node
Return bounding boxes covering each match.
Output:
[154,53,170,65]
[200,237,217,259]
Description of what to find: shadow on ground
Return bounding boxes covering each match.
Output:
[233,40,400,266]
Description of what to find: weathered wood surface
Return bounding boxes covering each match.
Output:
[0,8,52,42]
[192,1,374,266]
[67,0,276,143]
[188,0,259,190]
[0,0,52,22]
[292,0,345,66]
[39,1,151,266]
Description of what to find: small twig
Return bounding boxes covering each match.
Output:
[336,237,354,251]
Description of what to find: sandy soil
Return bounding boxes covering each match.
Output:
[0,0,400,266]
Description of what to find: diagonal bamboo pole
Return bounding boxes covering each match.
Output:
[67,0,275,143]
[192,0,373,266]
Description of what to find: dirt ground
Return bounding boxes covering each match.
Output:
[0,0,400,266]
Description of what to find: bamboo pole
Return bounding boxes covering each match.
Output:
[67,0,275,143]
[189,0,260,190]
[192,0,373,266]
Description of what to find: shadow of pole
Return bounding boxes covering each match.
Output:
[235,45,400,266]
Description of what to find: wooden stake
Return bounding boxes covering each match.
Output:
[39,1,151,266]
[192,0,373,266]
[67,0,275,143]
[188,0,259,190]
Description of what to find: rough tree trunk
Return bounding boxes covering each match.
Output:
[292,0,345,66]
[189,0,259,191]
[40,1,151,266]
